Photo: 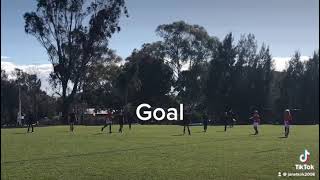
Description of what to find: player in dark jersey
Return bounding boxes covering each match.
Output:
[26,111,34,133]
[223,111,228,132]
[183,107,192,135]
[69,109,77,132]
[118,110,124,133]
[203,113,208,132]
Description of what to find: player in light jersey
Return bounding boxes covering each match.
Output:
[284,109,292,138]
[250,110,260,135]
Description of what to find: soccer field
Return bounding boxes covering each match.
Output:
[1,125,319,180]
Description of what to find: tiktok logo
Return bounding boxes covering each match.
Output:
[299,149,310,163]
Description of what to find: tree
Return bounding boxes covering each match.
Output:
[176,61,208,111]
[81,49,123,110]
[1,68,55,125]
[1,69,18,125]
[276,51,304,123]
[232,34,259,113]
[285,51,305,108]
[257,43,273,108]
[138,42,167,61]
[24,0,128,123]
[114,59,141,123]
[14,69,44,122]
[128,46,174,106]
[205,33,236,114]
[156,21,218,115]
[302,51,319,123]
[276,50,319,124]
[156,21,216,77]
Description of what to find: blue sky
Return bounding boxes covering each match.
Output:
[1,0,319,65]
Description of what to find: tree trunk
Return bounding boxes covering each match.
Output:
[124,87,128,125]
[60,78,79,124]
[61,82,69,124]
[61,99,70,124]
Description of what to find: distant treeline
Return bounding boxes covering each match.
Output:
[1,0,319,125]
[1,0,318,126]
[1,23,318,125]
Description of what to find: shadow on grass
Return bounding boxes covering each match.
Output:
[92,133,103,135]
[216,131,226,132]
[278,136,288,139]
[93,132,116,135]
[171,134,184,136]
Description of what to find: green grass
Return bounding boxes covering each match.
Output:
[1,125,319,180]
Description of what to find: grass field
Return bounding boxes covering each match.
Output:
[1,125,319,180]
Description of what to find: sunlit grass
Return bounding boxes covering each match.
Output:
[1,125,319,180]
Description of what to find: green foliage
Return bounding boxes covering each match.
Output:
[24,0,128,123]
[156,21,217,76]
[1,69,56,125]
[81,49,123,110]
[18,14,319,125]
[277,51,319,124]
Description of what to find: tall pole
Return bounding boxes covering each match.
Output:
[18,85,21,126]
[313,66,316,125]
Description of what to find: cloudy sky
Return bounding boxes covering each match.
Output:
[1,0,319,93]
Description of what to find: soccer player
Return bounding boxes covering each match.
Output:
[118,110,124,133]
[223,111,229,132]
[229,109,235,128]
[203,113,208,132]
[284,109,292,138]
[123,104,132,130]
[250,110,260,135]
[183,108,191,135]
[69,109,77,132]
[101,109,112,133]
[26,111,34,133]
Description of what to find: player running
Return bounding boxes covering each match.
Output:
[250,110,260,135]
[228,109,236,128]
[284,109,292,138]
[223,111,229,132]
[101,109,112,133]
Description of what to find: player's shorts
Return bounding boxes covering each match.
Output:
[253,122,259,127]
[284,121,290,128]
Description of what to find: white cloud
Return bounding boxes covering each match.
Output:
[273,56,310,71]
[1,56,11,59]
[1,60,54,95]
[180,56,311,72]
